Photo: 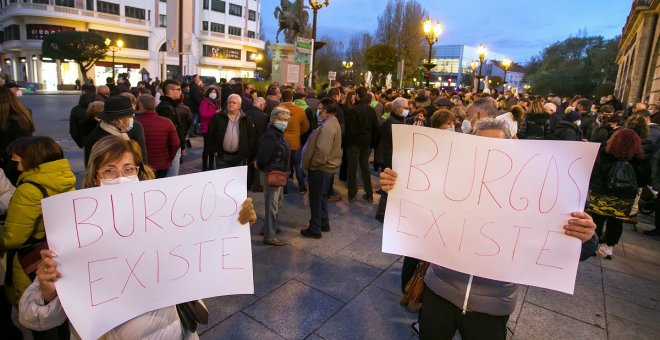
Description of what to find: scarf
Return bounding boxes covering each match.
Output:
[100,121,129,141]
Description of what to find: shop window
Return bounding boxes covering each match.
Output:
[202,0,208,9]
[228,26,241,36]
[211,22,224,33]
[202,21,208,31]
[248,9,256,21]
[55,0,74,7]
[228,3,241,16]
[3,25,19,41]
[97,1,119,15]
[247,31,255,39]
[86,0,94,10]
[210,0,224,13]
[159,14,167,28]
[125,6,145,20]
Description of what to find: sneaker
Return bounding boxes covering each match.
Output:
[363,194,373,203]
[300,228,322,239]
[300,186,307,193]
[597,244,613,259]
[321,225,330,232]
[411,322,420,336]
[348,196,356,203]
[328,193,341,201]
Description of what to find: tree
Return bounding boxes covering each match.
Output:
[364,44,398,85]
[42,31,108,83]
[375,0,427,86]
[345,32,372,73]
[313,35,344,86]
[524,35,620,97]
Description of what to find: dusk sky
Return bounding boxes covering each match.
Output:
[261,0,632,64]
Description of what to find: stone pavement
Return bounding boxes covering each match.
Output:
[15,136,660,339]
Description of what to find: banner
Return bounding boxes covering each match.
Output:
[383,125,599,294]
[42,167,253,339]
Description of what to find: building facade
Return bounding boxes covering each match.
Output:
[615,0,660,104]
[0,0,265,90]
[429,44,516,91]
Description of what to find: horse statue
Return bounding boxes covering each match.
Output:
[274,0,309,44]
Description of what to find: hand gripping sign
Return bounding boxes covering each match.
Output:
[382,125,599,294]
[42,166,253,339]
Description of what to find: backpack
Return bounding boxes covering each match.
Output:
[606,161,637,192]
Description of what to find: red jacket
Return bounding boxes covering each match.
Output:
[136,110,180,170]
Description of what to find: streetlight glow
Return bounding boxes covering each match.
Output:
[422,17,443,88]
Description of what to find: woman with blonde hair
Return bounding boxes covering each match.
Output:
[0,87,35,184]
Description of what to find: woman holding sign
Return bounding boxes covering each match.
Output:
[379,119,599,340]
[18,135,256,339]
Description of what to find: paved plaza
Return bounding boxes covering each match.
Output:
[12,95,660,339]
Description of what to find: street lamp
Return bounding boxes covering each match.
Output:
[524,84,531,94]
[105,38,123,81]
[342,60,353,84]
[309,0,329,85]
[476,44,487,91]
[250,52,263,77]
[501,56,512,91]
[422,17,443,88]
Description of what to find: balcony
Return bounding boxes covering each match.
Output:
[0,2,151,28]
[199,30,265,48]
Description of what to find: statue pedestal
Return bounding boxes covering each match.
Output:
[270,43,305,85]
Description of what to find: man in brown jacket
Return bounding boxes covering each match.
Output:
[300,98,342,239]
[279,89,310,193]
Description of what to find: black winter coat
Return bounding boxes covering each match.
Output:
[256,125,290,172]
[550,121,582,141]
[208,111,256,164]
[345,101,380,148]
[380,113,405,168]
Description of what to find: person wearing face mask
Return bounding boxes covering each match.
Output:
[0,86,35,186]
[550,111,583,141]
[255,107,291,245]
[84,95,148,167]
[375,97,409,223]
[430,109,458,132]
[17,135,257,339]
[1,136,75,339]
[199,87,221,171]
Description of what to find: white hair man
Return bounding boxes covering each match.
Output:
[208,93,256,170]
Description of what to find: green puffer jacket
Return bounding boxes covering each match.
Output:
[2,158,76,305]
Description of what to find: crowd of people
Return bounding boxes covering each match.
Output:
[0,72,659,338]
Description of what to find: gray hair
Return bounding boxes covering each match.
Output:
[227,93,242,104]
[392,97,409,111]
[270,106,291,122]
[472,118,512,139]
[253,97,266,108]
[138,94,156,110]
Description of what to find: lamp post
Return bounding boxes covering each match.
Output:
[501,56,512,92]
[524,84,531,94]
[342,60,353,85]
[309,0,329,85]
[469,60,478,91]
[250,52,263,78]
[105,38,123,81]
[422,17,442,88]
[476,44,487,91]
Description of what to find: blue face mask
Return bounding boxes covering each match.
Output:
[274,122,288,131]
[316,109,321,119]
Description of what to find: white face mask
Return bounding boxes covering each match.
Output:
[401,109,409,117]
[575,120,581,127]
[99,174,139,186]
[209,92,217,100]
[16,89,23,97]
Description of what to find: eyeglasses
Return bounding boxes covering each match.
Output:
[97,166,140,179]
[171,88,182,92]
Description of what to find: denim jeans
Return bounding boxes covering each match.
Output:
[188,112,200,135]
[262,172,283,240]
[307,170,332,233]
[215,152,242,169]
[166,148,181,177]
[347,145,372,198]
[288,148,306,191]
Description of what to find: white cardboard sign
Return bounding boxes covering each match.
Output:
[42,166,253,339]
[383,125,599,294]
